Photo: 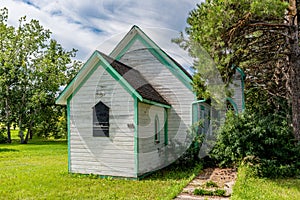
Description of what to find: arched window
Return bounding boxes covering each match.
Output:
[154,115,160,144]
[93,101,109,137]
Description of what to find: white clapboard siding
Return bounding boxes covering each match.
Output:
[69,64,136,178]
[138,102,165,154]
[119,39,195,175]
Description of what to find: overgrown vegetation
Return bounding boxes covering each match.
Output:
[176,0,300,179]
[194,188,226,196]
[209,109,300,178]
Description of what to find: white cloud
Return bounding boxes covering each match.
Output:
[0,0,200,64]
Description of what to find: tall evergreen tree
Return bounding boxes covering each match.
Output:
[177,0,300,141]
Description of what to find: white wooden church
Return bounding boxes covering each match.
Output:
[56,26,244,178]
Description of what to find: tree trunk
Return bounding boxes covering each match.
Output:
[5,87,11,143]
[28,119,34,140]
[18,117,26,144]
[6,122,11,143]
[290,58,300,142]
[24,130,30,144]
[289,0,300,142]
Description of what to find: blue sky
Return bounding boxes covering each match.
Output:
[0,0,200,65]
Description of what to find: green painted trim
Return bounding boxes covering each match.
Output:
[56,51,100,104]
[134,98,139,177]
[113,28,193,92]
[137,171,156,180]
[142,99,171,109]
[164,108,168,145]
[226,97,238,114]
[67,98,71,172]
[192,99,206,104]
[114,36,138,60]
[240,73,246,112]
[69,172,139,180]
[235,66,246,79]
[136,34,193,91]
[231,65,246,112]
[56,50,146,105]
[97,52,143,101]
[67,60,101,101]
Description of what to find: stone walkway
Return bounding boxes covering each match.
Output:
[174,168,237,200]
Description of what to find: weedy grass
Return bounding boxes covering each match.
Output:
[231,166,300,200]
[0,138,201,200]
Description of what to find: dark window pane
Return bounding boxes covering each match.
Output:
[93,101,109,137]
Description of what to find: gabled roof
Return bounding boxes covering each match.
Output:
[99,52,169,106]
[109,25,193,91]
[56,25,193,107]
[56,50,170,108]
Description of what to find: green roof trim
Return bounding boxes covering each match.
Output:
[97,52,143,101]
[111,26,193,91]
[134,97,139,177]
[67,98,71,172]
[56,51,101,105]
[143,99,171,109]
[56,50,170,109]
[226,97,238,114]
[231,64,246,112]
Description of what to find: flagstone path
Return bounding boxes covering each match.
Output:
[174,168,237,200]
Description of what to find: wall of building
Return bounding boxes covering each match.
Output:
[119,39,195,175]
[69,63,136,177]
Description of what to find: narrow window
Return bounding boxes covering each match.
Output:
[154,115,160,144]
[92,101,109,137]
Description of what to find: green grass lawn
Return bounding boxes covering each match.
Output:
[0,138,201,200]
[231,166,300,200]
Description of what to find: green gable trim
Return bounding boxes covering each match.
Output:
[58,50,170,106]
[113,29,193,92]
[56,51,100,104]
[143,99,171,109]
[238,68,246,112]
[134,98,139,177]
[66,60,101,103]
[114,36,138,61]
[67,98,71,172]
[98,53,143,101]
[226,97,238,114]
[231,65,246,112]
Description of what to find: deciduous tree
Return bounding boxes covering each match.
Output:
[0,8,80,143]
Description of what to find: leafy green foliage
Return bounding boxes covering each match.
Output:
[179,0,300,140]
[210,110,300,178]
[0,7,80,143]
[194,188,226,196]
[205,180,218,188]
[0,127,7,143]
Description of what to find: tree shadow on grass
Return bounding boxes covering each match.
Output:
[0,148,19,152]
[272,178,300,192]
[144,162,203,181]
[26,139,67,146]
